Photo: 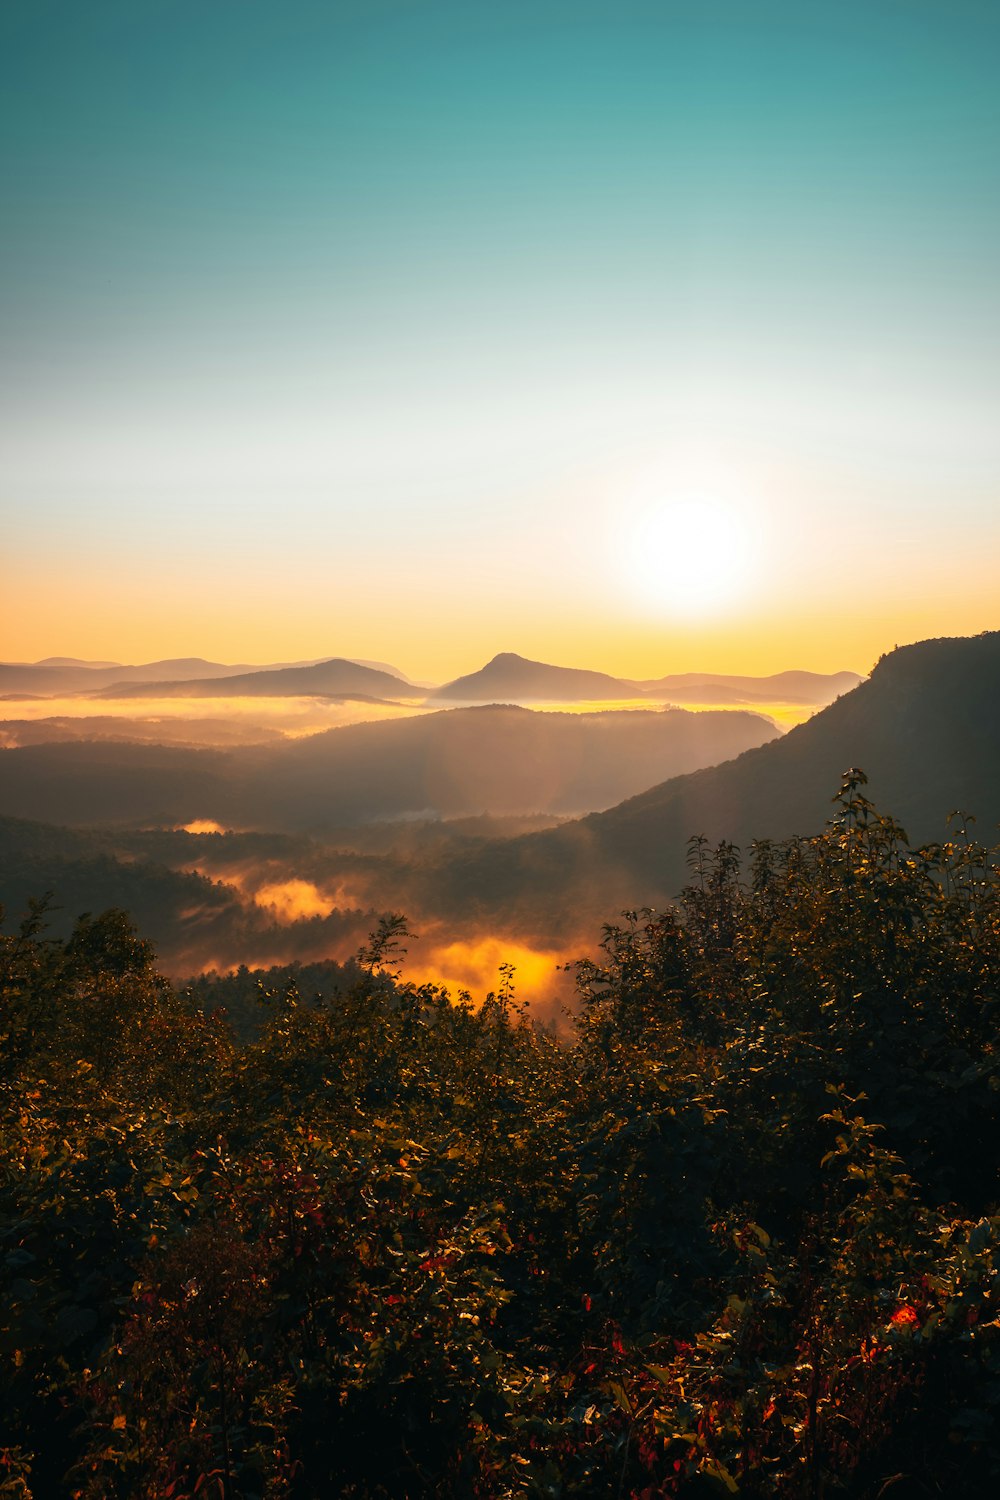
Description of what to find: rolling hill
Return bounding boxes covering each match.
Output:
[0,656,416,698]
[247,704,778,829]
[90,658,418,701]
[0,657,268,696]
[0,704,778,831]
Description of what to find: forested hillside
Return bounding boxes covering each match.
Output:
[0,705,777,831]
[431,632,1000,939]
[3,772,999,1497]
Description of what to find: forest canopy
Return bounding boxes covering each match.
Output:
[2,772,999,1497]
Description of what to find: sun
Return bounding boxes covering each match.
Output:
[622,485,758,619]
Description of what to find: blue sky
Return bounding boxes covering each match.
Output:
[2,0,999,674]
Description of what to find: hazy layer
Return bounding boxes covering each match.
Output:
[5,634,991,1015]
[0,694,430,747]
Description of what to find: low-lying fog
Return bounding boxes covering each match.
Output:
[0,672,845,1017]
[0,689,823,753]
[0,693,429,747]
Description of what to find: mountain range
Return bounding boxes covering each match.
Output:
[0,632,996,976]
[0,650,859,708]
[639,669,862,706]
[0,655,415,698]
[90,658,413,702]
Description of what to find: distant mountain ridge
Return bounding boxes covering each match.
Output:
[0,656,416,698]
[36,656,122,669]
[432,652,641,702]
[1,650,860,707]
[91,659,416,702]
[641,669,862,705]
[431,653,860,707]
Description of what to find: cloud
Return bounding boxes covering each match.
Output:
[253,879,335,921]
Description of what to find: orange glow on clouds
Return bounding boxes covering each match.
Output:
[181,860,365,918]
[405,935,576,1009]
[253,879,336,921]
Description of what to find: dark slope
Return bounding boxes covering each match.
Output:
[431,652,642,702]
[91,658,417,701]
[0,706,777,831]
[0,742,240,828]
[421,633,1000,938]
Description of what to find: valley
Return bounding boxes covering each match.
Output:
[2,633,995,1012]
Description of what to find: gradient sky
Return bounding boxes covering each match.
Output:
[2,0,999,679]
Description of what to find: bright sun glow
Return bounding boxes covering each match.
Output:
[621,473,760,619]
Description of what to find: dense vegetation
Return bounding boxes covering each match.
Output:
[2,772,999,1497]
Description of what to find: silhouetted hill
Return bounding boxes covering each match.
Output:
[0,705,777,830]
[248,705,777,830]
[36,656,122,668]
[432,652,641,702]
[0,656,416,698]
[0,663,107,695]
[0,658,258,696]
[641,669,862,705]
[424,633,1000,939]
[108,658,250,681]
[91,659,418,701]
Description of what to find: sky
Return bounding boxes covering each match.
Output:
[2,0,999,680]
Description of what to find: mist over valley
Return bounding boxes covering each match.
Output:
[1,633,994,1015]
[0,642,866,1002]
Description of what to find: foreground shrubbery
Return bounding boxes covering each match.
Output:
[2,772,999,1497]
